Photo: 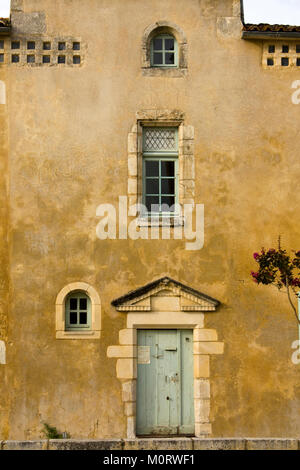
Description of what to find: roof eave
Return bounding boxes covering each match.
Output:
[242,30,300,40]
[0,26,11,36]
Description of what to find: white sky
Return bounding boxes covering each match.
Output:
[0,0,10,18]
[1,1,300,25]
[243,0,300,25]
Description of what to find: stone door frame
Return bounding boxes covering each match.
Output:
[108,312,224,438]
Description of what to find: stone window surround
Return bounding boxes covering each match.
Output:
[127,109,195,225]
[142,21,187,77]
[107,316,224,439]
[55,282,101,339]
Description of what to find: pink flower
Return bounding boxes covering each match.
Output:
[253,253,260,260]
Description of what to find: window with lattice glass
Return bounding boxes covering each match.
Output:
[65,292,91,330]
[151,34,178,67]
[142,127,178,215]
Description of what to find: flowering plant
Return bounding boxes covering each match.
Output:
[251,241,300,325]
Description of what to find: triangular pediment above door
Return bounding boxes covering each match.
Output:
[111,277,220,312]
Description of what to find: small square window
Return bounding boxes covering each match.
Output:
[43,41,51,50]
[267,58,274,66]
[0,41,4,49]
[58,55,65,64]
[12,54,19,63]
[58,42,66,50]
[268,45,275,53]
[73,42,80,50]
[42,55,50,63]
[151,35,177,68]
[0,54,4,63]
[297,58,300,66]
[282,45,289,53]
[73,55,80,64]
[27,41,35,50]
[297,44,300,53]
[27,55,35,63]
[64,292,92,333]
[281,57,289,66]
[11,41,20,49]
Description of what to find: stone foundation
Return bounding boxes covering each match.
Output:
[1,438,299,450]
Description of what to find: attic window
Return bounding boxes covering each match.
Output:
[282,45,289,53]
[142,21,187,77]
[268,45,275,53]
[151,34,177,67]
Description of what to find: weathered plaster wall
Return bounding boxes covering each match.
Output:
[0,63,9,438]
[2,0,300,439]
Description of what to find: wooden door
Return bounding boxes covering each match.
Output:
[136,329,194,436]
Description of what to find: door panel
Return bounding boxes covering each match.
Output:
[137,329,194,436]
[179,330,194,434]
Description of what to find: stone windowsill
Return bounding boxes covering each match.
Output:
[137,216,184,227]
[142,67,187,78]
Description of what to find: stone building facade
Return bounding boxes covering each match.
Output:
[1,0,300,440]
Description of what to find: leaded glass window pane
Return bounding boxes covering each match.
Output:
[143,127,177,152]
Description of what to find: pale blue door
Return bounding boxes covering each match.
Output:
[137,329,194,436]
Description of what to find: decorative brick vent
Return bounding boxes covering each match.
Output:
[0,38,84,67]
[263,42,300,69]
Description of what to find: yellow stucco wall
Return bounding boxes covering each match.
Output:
[1,0,300,439]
